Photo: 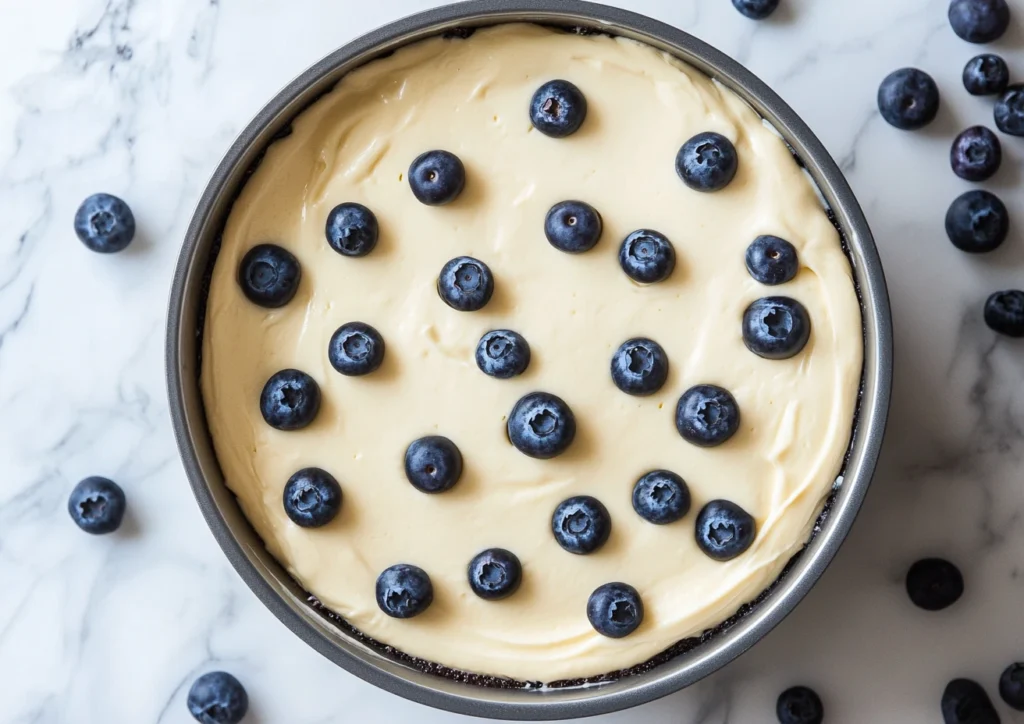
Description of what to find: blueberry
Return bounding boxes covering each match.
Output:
[404,436,462,493]
[507,392,576,459]
[985,290,1024,337]
[74,193,135,253]
[999,663,1024,711]
[676,132,739,192]
[237,244,301,308]
[877,68,940,130]
[963,54,1009,96]
[777,686,824,724]
[545,200,602,253]
[325,202,378,257]
[328,322,385,376]
[618,230,676,284]
[187,671,248,724]
[732,0,779,19]
[375,564,433,618]
[409,150,465,205]
[942,679,1000,724]
[632,470,690,525]
[259,369,321,430]
[945,190,1008,253]
[586,582,644,638]
[438,256,494,311]
[467,548,522,600]
[951,126,1001,182]
[476,330,531,379]
[610,338,669,396]
[552,496,611,554]
[530,80,587,138]
[283,468,342,528]
[995,85,1024,136]
[906,558,964,611]
[743,296,811,360]
[675,384,741,447]
[695,499,756,561]
[746,235,799,285]
[67,476,126,535]
[949,0,1010,43]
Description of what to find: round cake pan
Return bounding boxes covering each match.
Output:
[166,1,893,719]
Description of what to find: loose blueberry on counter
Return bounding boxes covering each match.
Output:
[260,369,321,430]
[632,470,690,525]
[963,54,1009,96]
[587,582,644,638]
[552,496,611,554]
[906,558,964,611]
[942,679,1000,724]
[508,392,576,459]
[74,193,135,253]
[283,468,342,528]
[237,244,301,308]
[676,132,739,192]
[376,564,433,618]
[325,202,378,257]
[468,548,522,600]
[618,230,676,284]
[951,126,1002,182]
[438,256,494,311]
[610,338,669,396]
[545,200,602,253]
[328,322,385,376]
[948,0,1010,43]
[746,235,799,286]
[409,150,465,205]
[695,499,756,561]
[676,385,740,447]
[999,663,1024,711]
[877,68,940,130]
[732,0,779,20]
[530,80,587,138]
[743,296,812,360]
[777,686,824,724]
[404,436,463,494]
[187,671,248,724]
[945,190,1008,253]
[476,330,531,379]
[68,476,126,535]
[994,85,1024,136]
[985,290,1024,337]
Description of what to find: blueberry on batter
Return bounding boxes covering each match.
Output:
[237,244,301,308]
[742,297,811,360]
[675,385,740,447]
[632,470,690,525]
[618,229,675,284]
[745,235,799,285]
[404,436,463,493]
[476,330,531,379]
[283,468,342,528]
[259,369,321,430]
[587,582,644,638]
[676,132,738,192]
[552,495,611,554]
[507,392,576,459]
[545,200,602,253]
[325,202,379,257]
[695,499,756,561]
[376,564,433,618]
[530,79,587,137]
[438,256,494,311]
[468,548,522,600]
[328,321,385,376]
[409,150,466,205]
[610,338,669,396]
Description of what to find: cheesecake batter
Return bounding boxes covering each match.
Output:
[201,24,862,681]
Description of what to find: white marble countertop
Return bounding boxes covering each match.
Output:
[3,0,1024,721]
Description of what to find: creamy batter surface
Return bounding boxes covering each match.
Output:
[201,24,862,681]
